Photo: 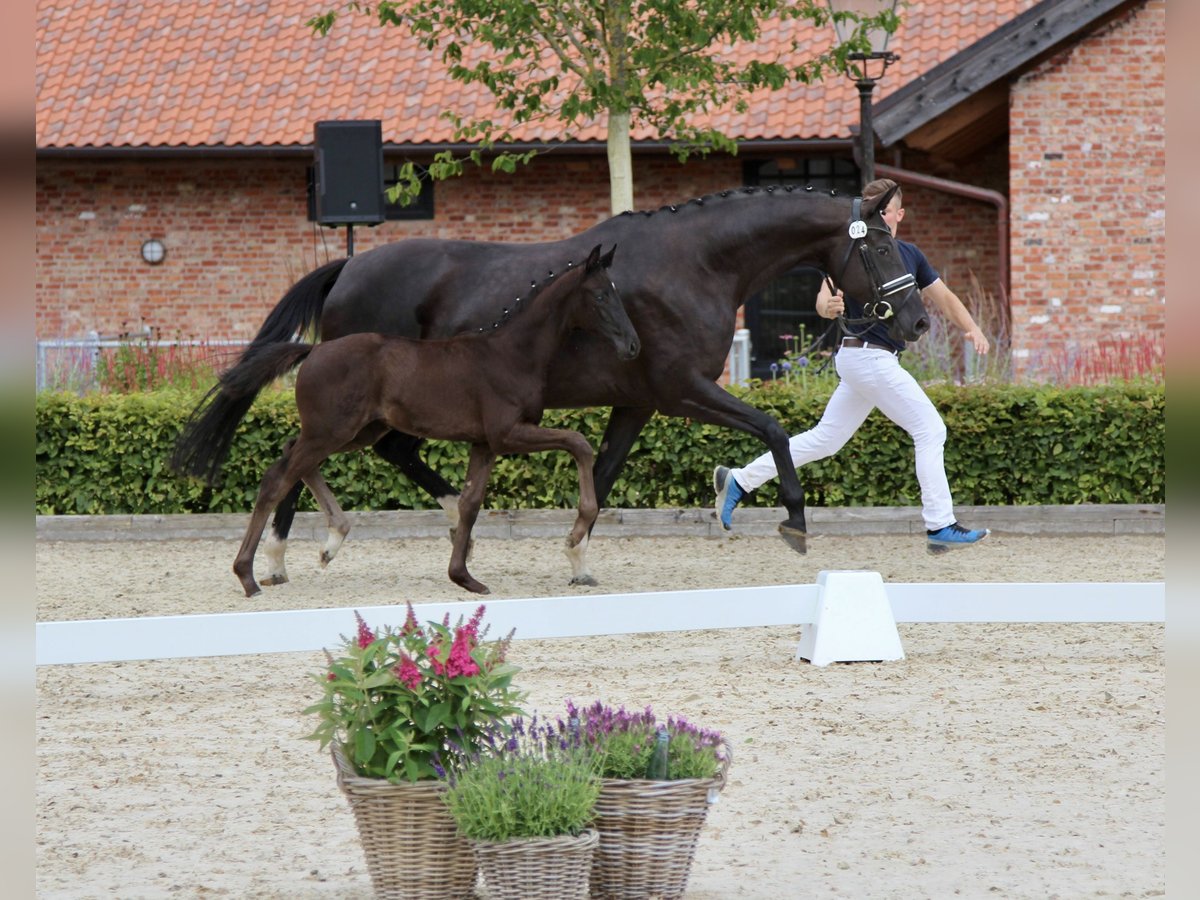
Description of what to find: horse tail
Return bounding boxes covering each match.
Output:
[170,341,317,484]
[170,259,346,484]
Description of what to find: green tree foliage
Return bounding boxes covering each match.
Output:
[308,1,898,212]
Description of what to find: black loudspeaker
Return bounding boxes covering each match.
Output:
[313,120,386,225]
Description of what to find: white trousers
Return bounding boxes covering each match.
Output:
[731,345,956,532]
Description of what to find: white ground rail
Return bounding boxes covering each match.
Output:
[36,574,1164,667]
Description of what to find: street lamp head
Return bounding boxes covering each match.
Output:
[827,0,900,81]
[826,0,899,53]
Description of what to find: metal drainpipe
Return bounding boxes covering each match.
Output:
[874,163,1009,301]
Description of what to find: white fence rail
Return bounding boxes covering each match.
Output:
[36,580,1165,666]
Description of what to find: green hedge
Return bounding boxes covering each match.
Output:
[34,381,1164,515]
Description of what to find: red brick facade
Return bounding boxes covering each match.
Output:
[35,155,738,342]
[1008,0,1165,377]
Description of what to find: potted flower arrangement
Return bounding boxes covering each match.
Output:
[304,604,526,900]
[563,700,731,900]
[441,716,601,900]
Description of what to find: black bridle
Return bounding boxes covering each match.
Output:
[831,196,918,330]
[793,197,920,368]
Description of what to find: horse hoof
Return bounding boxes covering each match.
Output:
[778,524,808,554]
[320,551,333,568]
[569,574,599,587]
[263,574,288,586]
[243,585,262,598]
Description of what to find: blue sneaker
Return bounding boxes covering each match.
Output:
[713,465,744,531]
[926,522,990,551]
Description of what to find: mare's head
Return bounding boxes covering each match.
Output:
[835,185,930,343]
[569,244,641,360]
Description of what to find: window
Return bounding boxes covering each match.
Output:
[382,163,435,220]
[741,158,860,380]
[306,162,435,222]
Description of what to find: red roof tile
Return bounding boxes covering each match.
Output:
[36,0,1038,150]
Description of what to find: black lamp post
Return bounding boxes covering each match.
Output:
[827,0,900,187]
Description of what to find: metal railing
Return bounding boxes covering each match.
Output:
[36,332,250,392]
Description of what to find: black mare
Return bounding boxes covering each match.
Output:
[172,184,927,584]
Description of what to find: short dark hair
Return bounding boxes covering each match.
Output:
[862,177,902,207]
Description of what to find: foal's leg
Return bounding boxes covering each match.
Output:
[233,437,334,597]
[447,444,496,594]
[261,445,301,586]
[302,469,351,568]
[497,424,600,586]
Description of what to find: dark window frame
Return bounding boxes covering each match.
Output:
[305,161,435,222]
[741,157,860,380]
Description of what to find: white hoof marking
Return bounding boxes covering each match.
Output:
[437,495,462,529]
[263,533,288,584]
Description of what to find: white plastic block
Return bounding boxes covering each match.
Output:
[795,570,904,666]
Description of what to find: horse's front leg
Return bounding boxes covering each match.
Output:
[374,430,463,529]
[497,424,600,586]
[592,406,654,510]
[668,379,808,553]
[448,444,495,594]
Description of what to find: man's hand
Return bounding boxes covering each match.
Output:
[817,288,845,319]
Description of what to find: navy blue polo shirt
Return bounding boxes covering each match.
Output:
[842,239,937,352]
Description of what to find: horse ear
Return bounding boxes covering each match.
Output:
[585,244,603,271]
[863,184,899,218]
[599,244,617,268]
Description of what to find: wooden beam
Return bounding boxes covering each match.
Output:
[875,0,1133,146]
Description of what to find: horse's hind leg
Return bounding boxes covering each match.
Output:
[302,469,351,567]
[234,437,335,597]
[447,444,495,594]
[263,480,304,586]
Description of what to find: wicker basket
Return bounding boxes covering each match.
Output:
[589,743,732,899]
[332,743,478,899]
[471,829,598,900]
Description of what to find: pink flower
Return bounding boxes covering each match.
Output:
[444,627,481,678]
[401,603,420,636]
[354,611,375,649]
[425,640,446,676]
[395,653,421,690]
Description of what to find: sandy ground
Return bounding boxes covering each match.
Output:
[36,530,1165,898]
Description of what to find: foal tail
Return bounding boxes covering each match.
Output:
[170,258,347,484]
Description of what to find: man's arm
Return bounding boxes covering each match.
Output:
[922,279,990,354]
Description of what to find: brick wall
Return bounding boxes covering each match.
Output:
[35,154,739,341]
[886,140,1009,305]
[1008,0,1165,379]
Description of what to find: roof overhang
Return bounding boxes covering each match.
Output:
[35,138,856,160]
[874,0,1136,157]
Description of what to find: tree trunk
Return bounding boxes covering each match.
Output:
[606,110,634,216]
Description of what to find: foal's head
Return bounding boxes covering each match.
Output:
[835,184,930,343]
[567,244,641,361]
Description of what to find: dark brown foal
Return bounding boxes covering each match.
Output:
[232,244,638,596]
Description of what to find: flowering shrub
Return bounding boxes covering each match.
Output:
[304,604,526,782]
[441,716,600,843]
[564,700,726,781]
